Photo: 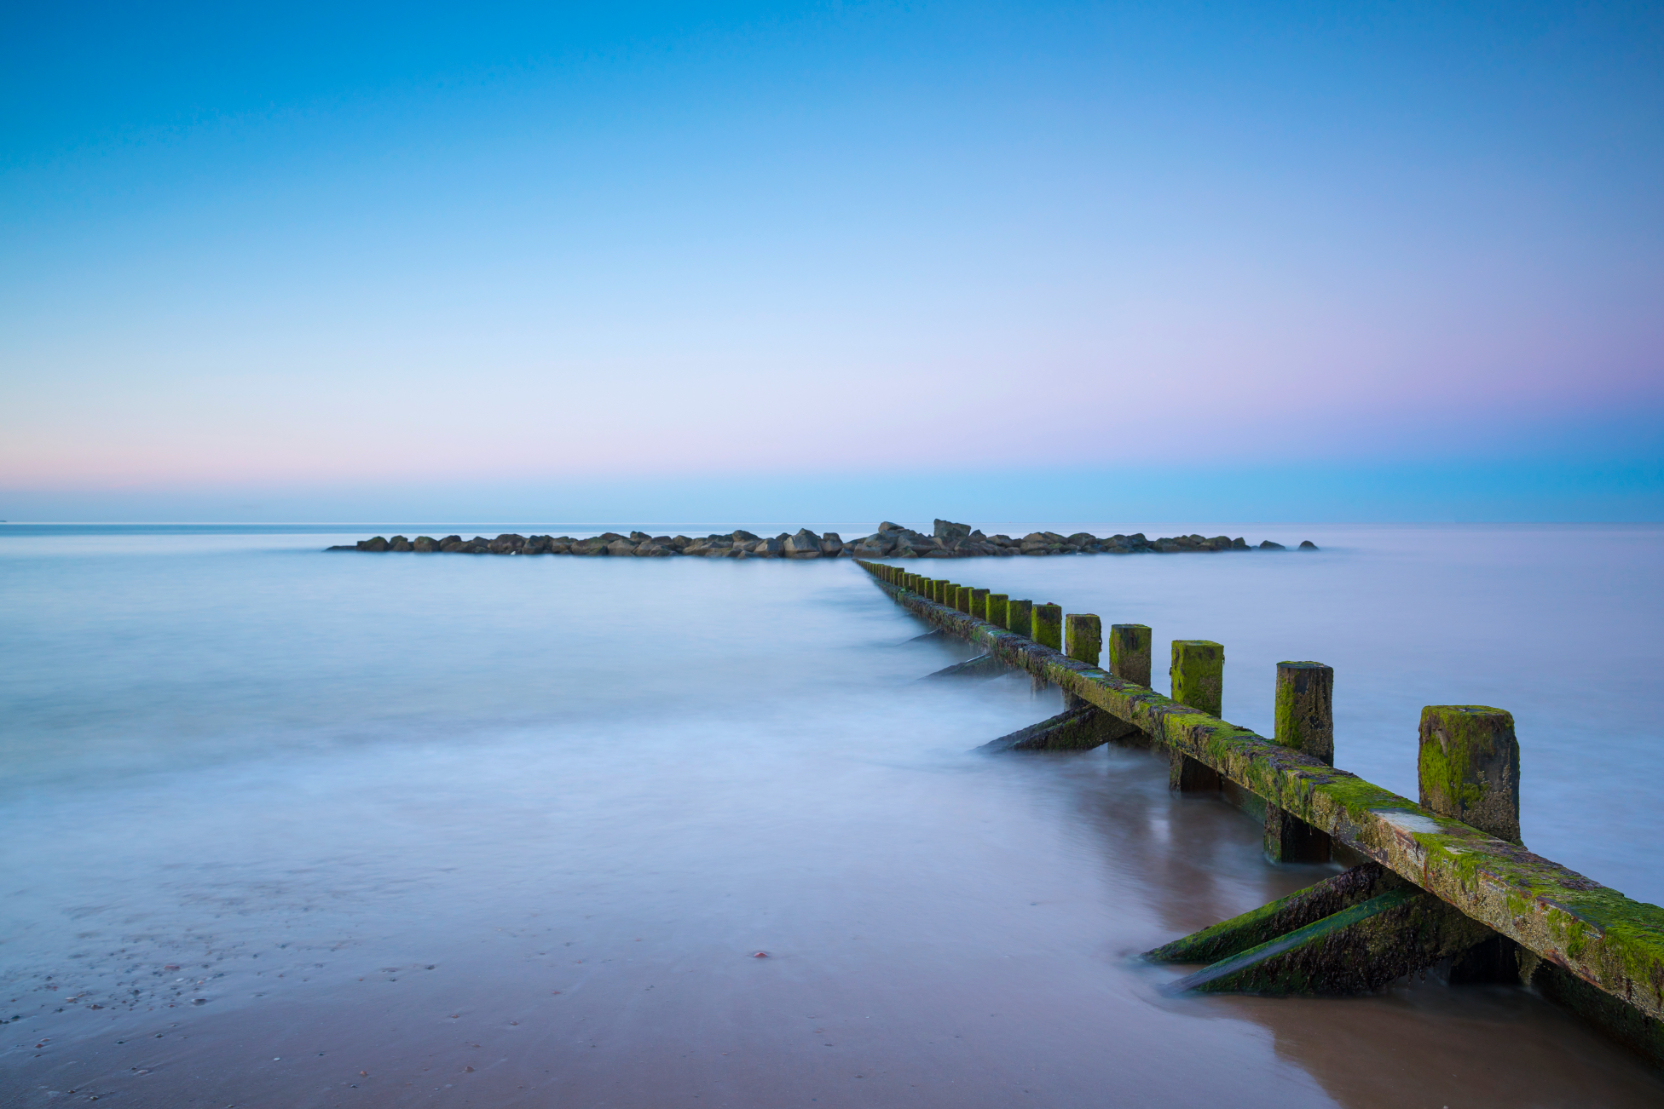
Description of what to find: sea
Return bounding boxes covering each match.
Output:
[2,522,1661,1107]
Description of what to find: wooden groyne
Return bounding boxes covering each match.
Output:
[328,519,1318,559]
[857,560,1664,1066]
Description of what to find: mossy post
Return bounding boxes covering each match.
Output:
[1170,641,1224,792]
[1109,624,1152,687]
[1007,599,1032,638]
[1065,615,1102,667]
[1418,706,1522,845]
[1032,604,1063,651]
[987,593,1009,628]
[970,588,989,620]
[933,580,949,604]
[955,585,972,615]
[1265,662,1336,862]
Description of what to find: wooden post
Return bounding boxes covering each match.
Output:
[1170,640,1224,791]
[1109,624,1152,686]
[1032,604,1063,650]
[1275,662,1334,764]
[1419,706,1521,844]
[1065,615,1101,667]
[955,585,972,615]
[1265,662,1335,862]
[934,580,950,604]
[1007,599,1032,637]
[970,588,989,620]
[987,593,1009,628]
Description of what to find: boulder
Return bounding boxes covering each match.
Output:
[669,536,692,550]
[412,536,440,553]
[878,521,905,533]
[893,546,917,558]
[629,531,651,542]
[356,536,389,552]
[488,534,525,554]
[820,532,843,555]
[934,519,972,541]
[388,535,412,552]
[439,539,465,552]
[546,540,572,554]
[783,528,822,557]
[635,542,674,556]
[599,532,626,542]
[1231,537,1249,550]
[571,537,610,556]
[752,538,784,556]
[731,530,760,543]
[1066,532,1095,547]
[522,536,551,554]
[1299,540,1319,550]
[1259,540,1286,550]
[605,538,638,556]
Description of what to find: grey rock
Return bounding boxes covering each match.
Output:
[605,538,638,556]
[878,521,905,533]
[783,528,822,556]
[731,530,760,543]
[357,536,389,552]
[571,537,610,556]
[1260,540,1286,550]
[388,535,412,552]
[820,533,843,555]
[635,542,674,556]
[1299,540,1319,550]
[934,519,972,541]
[412,536,440,553]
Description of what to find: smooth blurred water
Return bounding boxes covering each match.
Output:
[1,523,1661,1107]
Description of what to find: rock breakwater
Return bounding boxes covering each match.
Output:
[328,520,1318,558]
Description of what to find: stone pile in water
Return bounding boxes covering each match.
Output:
[329,519,1316,557]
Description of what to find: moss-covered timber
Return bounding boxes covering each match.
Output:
[1109,623,1151,686]
[1419,705,1521,845]
[986,593,1009,629]
[1146,864,1399,965]
[1275,662,1334,764]
[1032,603,1063,650]
[1170,887,1493,996]
[979,704,1135,751]
[854,560,1664,1029]
[1006,599,1032,637]
[970,588,989,620]
[1065,614,1101,667]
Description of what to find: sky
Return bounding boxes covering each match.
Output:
[2,1,1661,522]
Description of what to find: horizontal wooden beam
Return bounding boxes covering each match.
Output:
[858,561,1664,1025]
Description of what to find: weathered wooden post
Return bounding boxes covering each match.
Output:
[1418,706,1521,844]
[1065,615,1101,666]
[955,585,972,615]
[970,588,989,620]
[1109,624,1152,686]
[1032,604,1063,650]
[1170,640,1224,791]
[934,580,950,604]
[987,593,1009,628]
[1064,615,1102,710]
[1007,599,1032,637]
[1265,662,1335,861]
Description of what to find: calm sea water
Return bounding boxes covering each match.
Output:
[2,523,1661,1107]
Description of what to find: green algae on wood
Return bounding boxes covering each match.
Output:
[1146,864,1398,965]
[1065,614,1102,667]
[1032,603,1063,650]
[970,588,989,620]
[986,593,1009,629]
[1419,705,1521,845]
[1170,887,1493,996]
[1007,599,1033,638]
[1170,640,1223,716]
[1109,624,1152,686]
[1266,661,1336,862]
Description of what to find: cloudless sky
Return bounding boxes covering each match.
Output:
[2,1,1661,520]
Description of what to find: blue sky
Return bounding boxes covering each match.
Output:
[2,2,1661,521]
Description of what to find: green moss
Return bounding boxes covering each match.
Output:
[1170,640,1224,716]
[1032,603,1062,649]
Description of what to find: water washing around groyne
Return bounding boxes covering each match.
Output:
[331,518,1319,558]
[3,523,1661,1107]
